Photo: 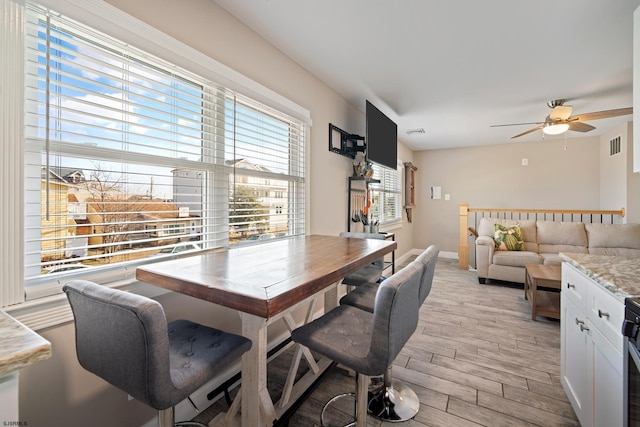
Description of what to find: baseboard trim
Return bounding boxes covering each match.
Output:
[406,248,458,260]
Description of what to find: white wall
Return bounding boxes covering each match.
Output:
[413,136,602,254]
[600,122,628,211]
[628,122,640,223]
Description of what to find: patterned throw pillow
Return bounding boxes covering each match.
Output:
[494,224,525,251]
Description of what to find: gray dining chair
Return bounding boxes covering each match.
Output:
[291,260,423,427]
[64,280,252,427]
[339,245,439,421]
[339,231,386,286]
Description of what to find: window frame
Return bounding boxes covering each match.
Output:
[370,161,403,228]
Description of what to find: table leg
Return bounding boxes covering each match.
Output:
[530,277,537,321]
[240,313,276,427]
[324,282,339,311]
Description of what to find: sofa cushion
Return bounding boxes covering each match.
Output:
[540,253,563,266]
[536,221,588,255]
[492,251,542,268]
[494,224,525,251]
[586,223,640,257]
[478,218,538,252]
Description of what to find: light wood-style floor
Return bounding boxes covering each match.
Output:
[196,257,579,427]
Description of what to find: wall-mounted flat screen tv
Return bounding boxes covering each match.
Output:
[366,100,397,170]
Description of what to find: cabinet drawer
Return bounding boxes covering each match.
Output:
[587,282,624,351]
[562,263,588,312]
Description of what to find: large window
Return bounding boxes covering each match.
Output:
[23,3,306,296]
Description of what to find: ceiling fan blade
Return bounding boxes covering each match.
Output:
[549,105,573,121]
[511,125,544,139]
[568,107,632,122]
[490,121,545,128]
[568,122,596,133]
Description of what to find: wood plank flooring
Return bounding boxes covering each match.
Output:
[195,257,579,427]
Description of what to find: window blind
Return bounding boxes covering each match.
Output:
[24,3,305,296]
[370,163,402,225]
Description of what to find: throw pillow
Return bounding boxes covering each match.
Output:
[494,224,525,251]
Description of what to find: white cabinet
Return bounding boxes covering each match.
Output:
[561,262,624,427]
[561,294,591,424]
[0,372,19,422]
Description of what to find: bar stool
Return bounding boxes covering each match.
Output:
[340,245,439,421]
[291,261,423,427]
[339,232,386,286]
[64,280,252,427]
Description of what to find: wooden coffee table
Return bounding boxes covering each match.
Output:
[524,264,561,321]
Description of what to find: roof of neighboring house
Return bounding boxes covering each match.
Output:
[225,158,272,172]
[45,167,86,182]
[85,197,197,220]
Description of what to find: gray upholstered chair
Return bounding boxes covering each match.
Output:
[291,261,423,427]
[339,245,439,421]
[64,280,252,427]
[338,231,386,286]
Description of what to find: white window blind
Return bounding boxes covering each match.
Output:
[370,163,401,225]
[23,3,305,296]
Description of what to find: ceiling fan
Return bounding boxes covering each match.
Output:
[491,99,633,139]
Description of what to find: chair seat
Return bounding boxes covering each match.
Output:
[339,282,377,312]
[167,319,251,396]
[342,264,382,287]
[292,305,387,377]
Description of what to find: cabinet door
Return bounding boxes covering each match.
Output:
[590,322,624,427]
[563,263,588,312]
[587,281,625,352]
[561,294,592,427]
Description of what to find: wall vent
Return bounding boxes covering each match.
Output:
[609,136,621,156]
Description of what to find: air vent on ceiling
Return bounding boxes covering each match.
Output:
[406,128,425,135]
[609,136,621,156]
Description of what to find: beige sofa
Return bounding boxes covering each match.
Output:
[475,218,640,284]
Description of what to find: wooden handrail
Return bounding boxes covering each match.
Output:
[466,207,625,216]
[458,202,626,270]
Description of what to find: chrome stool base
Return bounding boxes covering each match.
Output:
[367,378,420,422]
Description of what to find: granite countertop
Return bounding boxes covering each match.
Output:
[560,253,640,301]
[0,310,51,376]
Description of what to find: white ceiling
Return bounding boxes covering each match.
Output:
[214,0,640,151]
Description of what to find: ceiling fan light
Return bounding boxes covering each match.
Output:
[543,123,569,135]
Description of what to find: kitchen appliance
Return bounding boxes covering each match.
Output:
[622,297,640,426]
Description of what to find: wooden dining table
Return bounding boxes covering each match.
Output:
[136,234,396,426]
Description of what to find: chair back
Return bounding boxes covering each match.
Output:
[415,245,439,304]
[368,261,422,373]
[64,280,175,409]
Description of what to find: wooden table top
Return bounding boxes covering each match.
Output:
[525,263,561,282]
[136,234,397,318]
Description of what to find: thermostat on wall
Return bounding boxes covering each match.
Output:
[431,186,441,200]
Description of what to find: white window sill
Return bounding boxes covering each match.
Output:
[5,279,169,332]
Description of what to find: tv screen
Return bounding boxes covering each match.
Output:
[366,100,397,170]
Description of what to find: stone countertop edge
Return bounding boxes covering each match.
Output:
[560,252,640,302]
[0,310,51,376]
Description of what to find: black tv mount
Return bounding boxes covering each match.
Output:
[328,123,365,159]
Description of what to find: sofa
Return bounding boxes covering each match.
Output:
[475,218,640,284]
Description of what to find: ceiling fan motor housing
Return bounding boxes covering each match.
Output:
[547,99,566,108]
